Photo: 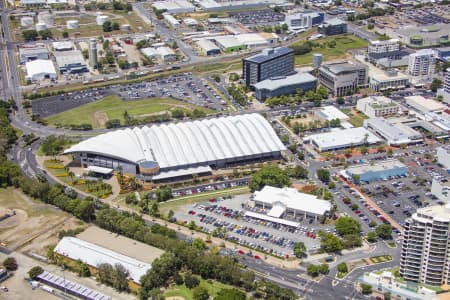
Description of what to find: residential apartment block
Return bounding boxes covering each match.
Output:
[408,49,435,79]
[400,205,450,286]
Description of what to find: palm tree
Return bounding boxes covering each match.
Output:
[68,171,75,183]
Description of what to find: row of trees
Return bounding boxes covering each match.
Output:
[22,29,52,41]
[265,86,329,107]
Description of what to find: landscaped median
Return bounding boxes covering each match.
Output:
[43,159,113,199]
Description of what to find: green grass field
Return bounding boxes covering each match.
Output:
[45,95,214,128]
[164,277,235,300]
[294,35,368,66]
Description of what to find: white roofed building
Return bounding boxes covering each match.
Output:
[315,105,349,121]
[54,237,152,284]
[364,118,423,146]
[356,96,400,118]
[65,114,287,180]
[305,127,382,151]
[152,0,195,13]
[141,46,177,63]
[405,95,446,114]
[25,59,56,81]
[252,186,331,219]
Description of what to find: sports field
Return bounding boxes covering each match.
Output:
[294,35,368,66]
[45,95,214,128]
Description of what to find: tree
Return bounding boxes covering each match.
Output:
[215,288,246,300]
[369,221,377,228]
[336,97,345,105]
[316,168,330,183]
[286,165,308,179]
[112,22,120,31]
[184,273,200,289]
[368,23,375,29]
[103,20,112,32]
[192,238,206,250]
[335,217,361,236]
[318,264,329,274]
[249,165,290,192]
[28,266,44,279]
[337,262,348,273]
[342,234,362,248]
[376,224,392,239]
[387,148,393,157]
[367,231,377,243]
[352,174,360,184]
[38,29,52,40]
[351,203,359,211]
[361,283,372,295]
[431,78,442,92]
[192,286,209,300]
[3,257,18,271]
[76,260,91,277]
[62,31,69,38]
[174,272,184,285]
[293,242,307,258]
[155,187,173,202]
[307,264,319,277]
[319,232,343,252]
[22,30,38,41]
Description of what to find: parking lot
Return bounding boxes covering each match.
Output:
[332,143,448,239]
[229,9,285,25]
[32,88,111,118]
[175,194,336,257]
[32,73,227,118]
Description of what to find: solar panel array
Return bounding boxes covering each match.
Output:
[37,271,111,300]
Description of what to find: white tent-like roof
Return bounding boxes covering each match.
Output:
[65,114,286,170]
[253,186,331,216]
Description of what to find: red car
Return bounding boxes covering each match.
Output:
[254,255,261,260]
[238,250,245,255]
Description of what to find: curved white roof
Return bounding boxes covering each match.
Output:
[65,114,286,169]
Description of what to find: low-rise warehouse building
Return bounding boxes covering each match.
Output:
[54,50,88,74]
[253,72,317,101]
[141,46,177,63]
[64,114,287,180]
[213,36,246,53]
[25,59,56,81]
[163,13,180,27]
[19,44,49,64]
[315,105,350,122]
[356,96,400,118]
[52,41,74,51]
[305,127,382,152]
[251,186,331,219]
[196,39,221,56]
[152,0,195,13]
[405,95,446,114]
[54,237,152,285]
[342,159,407,183]
[364,118,423,146]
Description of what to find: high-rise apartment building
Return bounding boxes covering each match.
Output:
[408,49,435,78]
[243,47,294,87]
[368,39,400,59]
[444,68,450,94]
[400,205,450,286]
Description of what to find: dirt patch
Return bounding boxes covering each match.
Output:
[139,110,170,118]
[166,297,186,300]
[93,111,109,127]
[0,209,26,230]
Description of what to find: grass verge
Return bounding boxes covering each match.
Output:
[164,276,235,300]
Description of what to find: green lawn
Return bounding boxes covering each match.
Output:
[164,277,235,300]
[45,95,214,128]
[293,35,368,66]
